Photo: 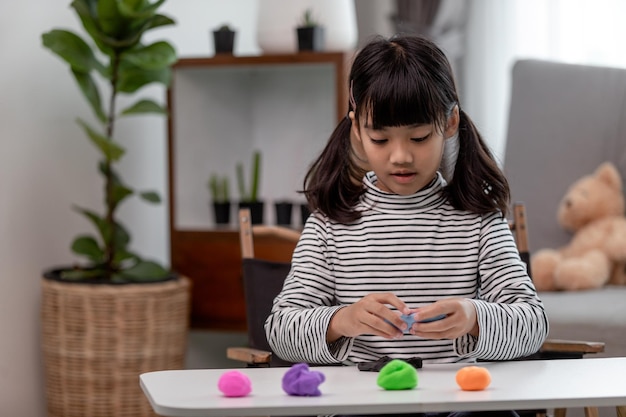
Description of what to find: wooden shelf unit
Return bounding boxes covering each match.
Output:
[167,53,349,329]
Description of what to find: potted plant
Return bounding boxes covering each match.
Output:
[212,23,236,55]
[40,1,190,416]
[208,173,231,225]
[237,150,264,224]
[300,201,312,226]
[296,8,325,52]
[274,200,294,226]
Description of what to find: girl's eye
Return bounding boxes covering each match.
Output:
[370,138,387,145]
[411,135,430,143]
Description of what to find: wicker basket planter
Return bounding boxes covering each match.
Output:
[41,274,191,417]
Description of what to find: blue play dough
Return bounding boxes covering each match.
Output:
[387,313,446,334]
[400,314,416,332]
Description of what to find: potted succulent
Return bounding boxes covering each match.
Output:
[40,1,190,416]
[237,150,264,224]
[212,23,236,54]
[208,173,231,225]
[296,8,325,52]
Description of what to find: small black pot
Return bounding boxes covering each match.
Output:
[239,201,265,225]
[296,26,325,52]
[212,201,231,226]
[213,29,235,54]
[274,201,294,226]
[300,203,312,226]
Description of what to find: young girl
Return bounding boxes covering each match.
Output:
[265,34,548,369]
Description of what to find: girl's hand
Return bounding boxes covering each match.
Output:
[327,293,410,342]
[409,298,479,339]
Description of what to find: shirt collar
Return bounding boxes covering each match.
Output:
[359,171,447,214]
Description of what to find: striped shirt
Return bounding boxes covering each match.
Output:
[265,171,548,365]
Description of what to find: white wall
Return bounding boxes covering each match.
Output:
[0,1,386,415]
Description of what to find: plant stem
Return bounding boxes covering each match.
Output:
[250,151,260,202]
[103,52,121,279]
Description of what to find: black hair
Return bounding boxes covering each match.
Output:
[303,34,509,222]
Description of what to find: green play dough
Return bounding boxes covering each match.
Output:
[376,359,418,390]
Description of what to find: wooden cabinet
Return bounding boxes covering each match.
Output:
[167,53,349,329]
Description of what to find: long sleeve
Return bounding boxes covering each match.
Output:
[454,212,549,360]
[264,216,349,364]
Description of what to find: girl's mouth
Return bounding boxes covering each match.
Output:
[391,172,416,183]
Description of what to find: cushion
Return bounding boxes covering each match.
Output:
[539,286,626,358]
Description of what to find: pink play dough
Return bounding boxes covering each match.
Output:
[218,370,252,397]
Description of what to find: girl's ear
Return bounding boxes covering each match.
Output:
[349,111,360,140]
[349,111,369,167]
[444,105,460,138]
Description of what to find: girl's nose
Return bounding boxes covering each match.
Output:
[390,144,413,165]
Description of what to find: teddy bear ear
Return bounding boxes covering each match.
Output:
[594,162,623,191]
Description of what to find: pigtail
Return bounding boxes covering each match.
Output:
[444,109,510,217]
[303,117,365,223]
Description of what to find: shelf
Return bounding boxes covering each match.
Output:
[167,53,349,329]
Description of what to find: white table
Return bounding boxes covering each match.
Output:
[140,357,626,417]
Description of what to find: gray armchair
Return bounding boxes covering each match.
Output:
[503,59,626,362]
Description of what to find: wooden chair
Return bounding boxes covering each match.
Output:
[226,209,299,367]
[230,206,614,417]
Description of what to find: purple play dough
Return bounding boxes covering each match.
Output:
[281,363,326,396]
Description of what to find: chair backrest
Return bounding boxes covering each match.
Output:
[238,208,299,367]
[509,202,531,278]
[503,59,626,254]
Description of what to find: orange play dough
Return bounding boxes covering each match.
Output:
[455,366,491,391]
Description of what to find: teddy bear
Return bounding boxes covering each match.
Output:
[531,162,626,291]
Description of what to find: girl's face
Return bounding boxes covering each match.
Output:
[350,108,459,195]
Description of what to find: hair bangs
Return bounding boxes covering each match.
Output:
[362,68,447,131]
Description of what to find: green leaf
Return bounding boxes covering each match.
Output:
[42,29,106,74]
[112,222,131,252]
[95,31,141,50]
[250,151,261,202]
[121,259,169,281]
[118,0,166,19]
[98,163,134,207]
[82,10,175,58]
[71,0,114,59]
[113,248,138,264]
[79,0,145,51]
[124,15,177,47]
[121,41,177,70]
[111,273,129,283]
[77,119,125,161]
[73,206,131,251]
[142,14,176,31]
[111,182,134,206]
[97,0,126,37]
[126,15,176,40]
[78,0,98,16]
[71,69,106,123]
[139,190,161,203]
[71,235,104,262]
[120,99,166,116]
[117,63,171,92]
[98,160,122,184]
[73,206,107,241]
